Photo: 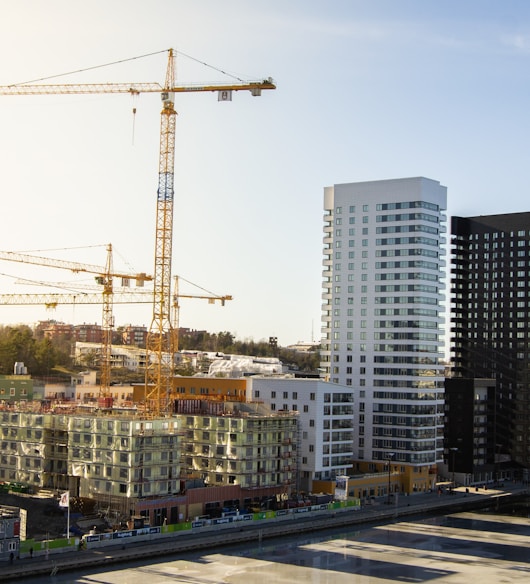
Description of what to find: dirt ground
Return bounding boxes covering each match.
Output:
[0,492,68,541]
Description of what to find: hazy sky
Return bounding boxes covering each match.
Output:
[1,1,529,346]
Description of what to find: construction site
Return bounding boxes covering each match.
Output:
[0,50,293,535]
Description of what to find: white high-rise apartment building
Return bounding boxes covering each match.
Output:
[321,177,447,472]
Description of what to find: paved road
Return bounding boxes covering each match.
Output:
[2,483,527,582]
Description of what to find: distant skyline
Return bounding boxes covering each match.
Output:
[1,1,530,346]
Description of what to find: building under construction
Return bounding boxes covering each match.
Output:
[0,398,298,526]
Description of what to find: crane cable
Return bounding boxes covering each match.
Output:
[9,244,106,254]
[174,49,246,83]
[177,274,225,299]
[11,48,247,87]
[10,49,169,86]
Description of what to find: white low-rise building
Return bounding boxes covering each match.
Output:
[247,376,354,492]
[208,355,285,377]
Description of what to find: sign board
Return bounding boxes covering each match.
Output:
[335,475,349,501]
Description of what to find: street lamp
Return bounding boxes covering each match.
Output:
[450,447,458,489]
[386,453,395,504]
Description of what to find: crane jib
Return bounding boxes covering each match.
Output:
[0,82,275,96]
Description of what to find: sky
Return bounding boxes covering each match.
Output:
[1,1,530,347]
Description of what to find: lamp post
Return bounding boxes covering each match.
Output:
[386,453,395,504]
[450,447,458,489]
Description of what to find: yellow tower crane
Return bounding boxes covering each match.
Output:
[0,49,275,416]
[0,244,151,395]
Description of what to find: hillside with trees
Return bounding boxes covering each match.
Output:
[0,325,320,378]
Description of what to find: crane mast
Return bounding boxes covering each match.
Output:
[100,245,114,394]
[145,50,177,416]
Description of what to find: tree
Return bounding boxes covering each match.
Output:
[0,325,36,374]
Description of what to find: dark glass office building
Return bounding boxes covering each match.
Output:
[451,212,530,473]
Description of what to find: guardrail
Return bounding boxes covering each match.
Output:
[79,499,361,550]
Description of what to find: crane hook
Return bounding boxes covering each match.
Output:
[131,107,137,145]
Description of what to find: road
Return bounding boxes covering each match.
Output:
[2,483,528,582]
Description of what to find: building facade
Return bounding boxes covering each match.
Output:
[321,177,447,477]
[175,399,297,491]
[74,342,147,371]
[451,212,530,474]
[248,376,353,492]
[444,377,497,485]
[0,505,20,562]
[120,325,148,348]
[0,374,33,402]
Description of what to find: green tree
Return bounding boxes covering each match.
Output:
[0,325,36,374]
[33,336,71,376]
[0,325,74,376]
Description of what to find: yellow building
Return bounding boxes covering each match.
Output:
[132,376,248,405]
